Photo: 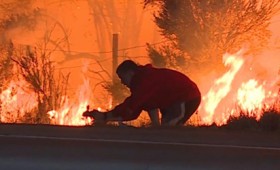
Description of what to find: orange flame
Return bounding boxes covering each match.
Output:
[200,49,245,125]
[47,78,93,126]
[237,80,266,116]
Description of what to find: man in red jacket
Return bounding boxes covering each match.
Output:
[83,60,201,126]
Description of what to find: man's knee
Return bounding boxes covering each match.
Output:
[178,97,201,125]
[161,102,186,126]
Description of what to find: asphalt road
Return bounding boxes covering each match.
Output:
[0,124,280,170]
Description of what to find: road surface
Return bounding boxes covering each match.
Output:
[0,124,280,170]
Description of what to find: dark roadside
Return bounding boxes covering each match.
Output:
[0,123,280,148]
[1,123,280,170]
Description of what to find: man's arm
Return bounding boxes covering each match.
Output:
[83,110,122,123]
[104,111,123,121]
[83,92,143,123]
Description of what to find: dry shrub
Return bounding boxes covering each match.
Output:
[258,88,280,131]
[259,110,280,131]
[223,109,280,131]
[224,112,259,130]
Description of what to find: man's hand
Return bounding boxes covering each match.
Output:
[83,110,106,124]
[82,110,95,118]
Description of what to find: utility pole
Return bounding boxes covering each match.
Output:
[112,33,118,84]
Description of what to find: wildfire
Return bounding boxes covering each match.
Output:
[0,49,279,126]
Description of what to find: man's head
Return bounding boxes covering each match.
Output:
[116,60,138,87]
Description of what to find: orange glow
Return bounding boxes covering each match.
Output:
[1,44,279,127]
[1,49,279,126]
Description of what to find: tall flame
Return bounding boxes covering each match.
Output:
[47,78,93,126]
[200,50,244,125]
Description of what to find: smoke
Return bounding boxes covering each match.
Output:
[253,51,280,82]
[0,1,42,45]
[252,11,280,86]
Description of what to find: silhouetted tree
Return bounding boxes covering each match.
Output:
[0,1,72,123]
[144,0,280,75]
[0,0,41,86]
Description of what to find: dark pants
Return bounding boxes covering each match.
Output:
[160,97,201,126]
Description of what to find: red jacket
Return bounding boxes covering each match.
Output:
[112,64,201,121]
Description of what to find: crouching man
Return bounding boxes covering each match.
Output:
[83,60,201,126]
